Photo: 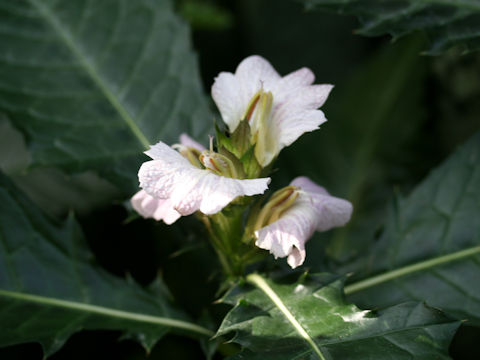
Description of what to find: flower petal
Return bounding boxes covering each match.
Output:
[269,109,327,153]
[212,56,333,166]
[290,176,328,195]
[211,72,244,132]
[291,176,353,231]
[255,176,352,268]
[131,190,181,224]
[179,133,206,151]
[212,55,282,133]
[255,198,317,268]
[271,67,315,103]
[139,141,271,216]
[235,55,281,95]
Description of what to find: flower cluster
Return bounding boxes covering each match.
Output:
[132,56,352,272]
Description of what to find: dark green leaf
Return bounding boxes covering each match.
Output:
[345,132,480,324]
[218,273,459,360]
[0,171,213,356]
[303,0,480,55]
[0,0,212,192]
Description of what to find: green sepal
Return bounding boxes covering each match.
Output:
[230,119,253,159]
[214,120,235,154]
[240,146,262,179]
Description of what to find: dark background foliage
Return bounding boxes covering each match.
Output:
[1,0,479,359]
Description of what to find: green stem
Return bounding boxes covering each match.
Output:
[247,274,327,360]
[345,245,480,295]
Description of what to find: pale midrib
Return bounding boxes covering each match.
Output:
[345,245,480,295]
[0,289,213,337]
[29,0,150,149]
[247,273,327,360]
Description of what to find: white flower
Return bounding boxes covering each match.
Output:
[212,55,332,167]
[137,141,271,217]
[131,133,205,223]
[131,190,181,224]
[255,176,352,269]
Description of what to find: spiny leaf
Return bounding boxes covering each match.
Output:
[0,0,212,192]
[303,0,480,55]
[217,273,459,360]
[344,132,480,324]
[0,171,213,356]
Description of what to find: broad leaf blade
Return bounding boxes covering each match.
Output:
[345,132,480,324]
[303,0,480,54]
[0,0,212,191]
[0,172,213,356]
[218,273,458,359]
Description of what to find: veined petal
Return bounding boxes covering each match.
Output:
[235,55,281,95]
[139,141,271,216]
[271,67,315,103]
[255,176,352,268]
[292,177,353,231]
[255,197,317,268]
[274,109,327,149]
[131,190,181,224]
[212,55,281,133]
[290,176,328,195]
[211,72,244,132]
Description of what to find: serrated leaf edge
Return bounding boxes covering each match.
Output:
[246,273,327,360]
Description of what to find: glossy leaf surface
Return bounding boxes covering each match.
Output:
[218,273,458,359]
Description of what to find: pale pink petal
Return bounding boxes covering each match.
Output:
[255,177,352,268]
[277,84,333,111]
[171,171,270,216]
[131,190,181,224]
[274,109,327,149]
[211,72,245,132]
[199,175,270,215]
[290,176,328,195]
[139,142,192,199]
[271,67,315,103]
[310,194,353,232]
[212,56,281,133]
[235,55,281,96]
[139,141,271,216]
[291,177,353,231]
[179,133,206,151]
[255,197,317,269]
